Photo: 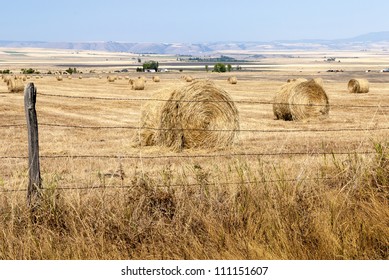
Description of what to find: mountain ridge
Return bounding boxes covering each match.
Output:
[1,32,388,55]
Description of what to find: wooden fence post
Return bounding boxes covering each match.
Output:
[24,83,42,207]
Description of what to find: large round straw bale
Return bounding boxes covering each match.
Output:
[274,79,329,121]
[138,80,239,150]
[131,78,145,90]
[288,79,329,121]
[8,78,24,93]
[107,76,116,82]
[228,76,237,84]
[152,76,160,82]
[273,79,306,120]
[348,79,369,93]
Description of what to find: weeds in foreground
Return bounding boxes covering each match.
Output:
[0,144,388,259]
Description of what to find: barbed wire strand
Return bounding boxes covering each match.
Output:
[0,150,377,160]
[34,92,389,108]
[0,176,335,193]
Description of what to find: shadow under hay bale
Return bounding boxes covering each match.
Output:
[273,79,329,121]
[137,80,239,150]
[348,79,369,93]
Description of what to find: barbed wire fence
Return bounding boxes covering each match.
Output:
[1,85,388,195]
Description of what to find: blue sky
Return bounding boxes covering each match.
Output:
[1,0,389,43]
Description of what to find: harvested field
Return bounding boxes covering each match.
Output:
[0,49,389,260]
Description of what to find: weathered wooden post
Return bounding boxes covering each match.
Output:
[24,83,42,207]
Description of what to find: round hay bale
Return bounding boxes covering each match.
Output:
[56,75,63,81]
[78,76,83,79]
[348,79,369,93]
[8,78,24,93]
[288,79,330,121]
[152,76,161,82]
[185,75,194,82]
[68,75,72,80]
[228,76,237,84]
[273,79,307,120]
[107,76,116,82]
[132,78,145,90]
[138,80,239,150]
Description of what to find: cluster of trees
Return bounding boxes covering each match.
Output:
[211,63,233,73]
[0,69,11,74]
[21,68,39,74]
[142,60,159,72]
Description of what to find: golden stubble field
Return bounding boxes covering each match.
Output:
[0,48,388,259]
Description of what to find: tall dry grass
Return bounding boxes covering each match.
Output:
[0,143,388,260]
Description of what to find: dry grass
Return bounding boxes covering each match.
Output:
[1,60,389,260]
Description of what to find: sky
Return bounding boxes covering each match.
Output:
[1,0,389,43]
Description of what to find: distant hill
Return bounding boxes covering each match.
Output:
[1,32,388,55]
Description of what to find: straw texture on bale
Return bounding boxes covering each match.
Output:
[273,79,329,121]
[138,80,239,150]
[313,78,324,88]
[228,76,237,84]
[152,76,160,82]
[131,78,145,90]
[348,79,369,93]
[8,78,24,93]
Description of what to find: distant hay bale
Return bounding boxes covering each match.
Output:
[137,80,239,150]
[152,76,161,82]
[273,79,329,121]
[348,78,369,93]
[56,75,63,81]
[185,75,194,82]
[227,76,238,84]
[8,78,24,93]
[68,75,72,80]
[78,76,83,79]
[107,76,116,82]
[131,78,145,90]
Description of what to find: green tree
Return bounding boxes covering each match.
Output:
[142,60,159,72]
[227,64,232,72]
[213,63,226,73]
[205,65,209,72]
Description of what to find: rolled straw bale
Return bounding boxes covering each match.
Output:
[227,76,237,84]
[78,76,83,79]
[137,80,239,150]
[185,75,193,82]
[288,79,329,121]
[152,76,161,82]
[274,79,329,121]
[8,78,24,93]
[273,79,307,120]
[348,79,369,93]
[68,75,72,80]
[131,78,145,90]
[107,76,116,82]
[56,75,63,81]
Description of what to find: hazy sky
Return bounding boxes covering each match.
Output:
[1,0,389,43]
